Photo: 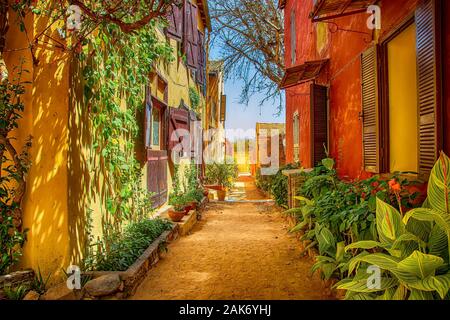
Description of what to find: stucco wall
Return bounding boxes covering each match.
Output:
[4,10,71,283]
[284,0,447,179]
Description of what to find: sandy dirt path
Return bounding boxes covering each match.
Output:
[131,200,329,300]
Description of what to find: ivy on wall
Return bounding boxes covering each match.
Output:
[81,22,173,232]
[1,1,177,269]
[0,65,31,274]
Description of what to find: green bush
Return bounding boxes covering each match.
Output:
[86,218,173,271]
[1,74,30,275]
[205,161,238,190]
[255,163,300,208]
[255,169,273,193]
[336,153,450,300]
[288,158,422,283]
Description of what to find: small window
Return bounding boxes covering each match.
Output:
[290,10,296,65]
[293,112,300,162]
[151,108,161,148]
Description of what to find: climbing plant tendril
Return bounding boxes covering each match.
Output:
[2,1,177,266]
[80,22,173,233]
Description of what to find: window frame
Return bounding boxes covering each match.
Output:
[293,111,300,163]
[151,106,162,149]
[378,16,417,175]
[290,9,297,65]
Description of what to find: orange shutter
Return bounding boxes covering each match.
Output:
[361,45,380,173]
[416,0,442,180]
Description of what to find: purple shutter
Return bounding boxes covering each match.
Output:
[183,0,198,69]
[196,31,206,85]
[168,107,190,157]
[166,3,183,41]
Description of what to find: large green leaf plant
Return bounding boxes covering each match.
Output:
[337,152,450,300]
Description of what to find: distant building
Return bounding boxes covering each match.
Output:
[204,60,227,164]
[254,123,286,176]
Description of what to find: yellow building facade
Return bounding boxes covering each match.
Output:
[1,0,211,284]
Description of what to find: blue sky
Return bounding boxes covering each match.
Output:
[210,47,285,139]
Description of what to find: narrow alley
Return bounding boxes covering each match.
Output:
[131,177,328,300]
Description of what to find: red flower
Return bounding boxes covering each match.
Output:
[388,179,397,188]
[371,181,380,188]
[392,183,401,192]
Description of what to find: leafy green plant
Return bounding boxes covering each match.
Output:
[189,87,200,112]
[0,65,31,275]
[336,152,450,300]
[169,193,188,212]
[205,162,238,190]
[269,163,301,208]
[30,267,51,295]
[288,158,422,282]
[3,285,28,300]
[86,218,173,272]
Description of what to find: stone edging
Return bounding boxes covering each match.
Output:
[81,223,179,299]
[0,270,35,298]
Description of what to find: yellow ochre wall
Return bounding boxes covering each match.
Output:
[4,9,71,283]
[2,0,209,283]
[388,23,418,173]
[153,0,207,195]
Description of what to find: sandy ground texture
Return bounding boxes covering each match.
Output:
[130,200,330,300]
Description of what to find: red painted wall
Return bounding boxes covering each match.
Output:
[284,0,448,179]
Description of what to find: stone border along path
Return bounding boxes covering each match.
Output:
[130,197,331,300]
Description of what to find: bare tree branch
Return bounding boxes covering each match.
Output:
[210,0,284,113]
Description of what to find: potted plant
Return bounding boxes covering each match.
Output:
[205,162,238,201]
[168,193,187,222]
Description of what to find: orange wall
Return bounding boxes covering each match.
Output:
[284,0,450,179]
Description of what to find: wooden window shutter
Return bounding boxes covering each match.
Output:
[196,31,206,85]
[168,107,190,156]
[183,0,198,69]
[166,3,183,41]
[144,86,152,149]
[310,84,328,166]
[290,10,296,65]
[220,95,227,122]
[416,0,442,180]
[293,112,300,162]
[147,150,168,208]
[361,45,380,173]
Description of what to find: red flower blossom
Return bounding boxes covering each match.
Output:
[371,181,380,188]
[392,183,401,192]
[388,179,396,188]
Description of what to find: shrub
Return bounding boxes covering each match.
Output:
[336,153,450,300]
[255,168,273,193]
[205,161,238,189]
[0,72,31,275]
[86,218,173,271]
[288,158,422,283]
[255,163,300,208]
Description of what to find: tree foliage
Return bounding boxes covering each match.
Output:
[210,0,285,112]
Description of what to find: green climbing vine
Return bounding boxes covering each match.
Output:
[2,0,177,270]
[81,23,173,231]
[189,86,200,112]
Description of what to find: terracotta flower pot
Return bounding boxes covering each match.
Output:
[168,209,185,222]
[217,189,226,201]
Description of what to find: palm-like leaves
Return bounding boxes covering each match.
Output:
[338,153,450,300]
